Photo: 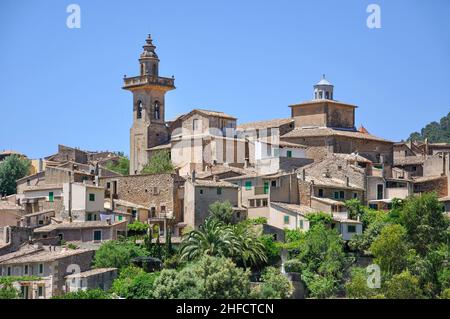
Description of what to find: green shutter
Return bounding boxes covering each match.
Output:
[287,150,292,158]
[284,215,290,225]
[48,192,54,202]
[264,181,269,194]
[118,215,123,221]
[245,181,252,190]
[89,193,95,201]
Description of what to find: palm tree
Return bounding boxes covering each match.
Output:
[179,219,240,261]
[179,219,268,269]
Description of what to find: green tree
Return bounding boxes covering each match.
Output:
[0,155,31,196]
[208,201,234,224]
[408,111,450,143]
[348,221,388,254]
[93,240,148,270]
[141,150,174,174]
[306,212,333,227]
[370,224,409,275]
[104,155,130,175]
[127,221,149,237]
[251,267,293,299]
[111,265,159,299]
[179,219,267,269]
[0,283,18,299]
[152,255,251,299]
[398,193,449,255]
[345,267,376,299]
[53,289,111,299]
[384,270,424,299]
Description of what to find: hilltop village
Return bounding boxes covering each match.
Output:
[1,35,449,299]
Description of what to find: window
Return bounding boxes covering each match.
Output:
[318,189,324,197]
[150,207,156,217]
[87,213,92,221]
[256,199,261,207]
[319,91,323,99]
[93,214,97,221]
[340,191,345,199]
[369,203,378,210]
[262,199,268,207]
[284,215,290,225]
[93,230,102,242]
[377,184,384,200]
[245,181,252,190]
[263,182,269,194]
[334,191,339,199]
[106,182,110,189]
[118,215,123,222]
[271,180,277,187]
[7,267,11,276]
[24,265,28,275]
[132,209,137,218]
[266,145,272,157]
[193,119,199,131]
[58,233,63,242]
[136,101,143,119]
[325,91,329,99]
[217,188,222,195]
[154,101,160,120]
[286,150,292,158]
[199,189,203,195]
[161,206,166,213]
[48,192,54,202]
[38,264,44,275]
[347,225,356,233]
[353,192,358,199]
[249,199,255,207]
[89,193,95,202]
[299,219,304,229]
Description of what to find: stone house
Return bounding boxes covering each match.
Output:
[61,183,105,222]
[20,210,55,228]
[0,201,25,227]
[99,173,185,235]
[33,220,127,243]
[183,176,244,229]
[0,245,95,299]
[65,268,117,293]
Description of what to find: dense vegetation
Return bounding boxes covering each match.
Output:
[141,150,174,174]
[104,152,130,175]
[408,111,450,143]
[0,155,31,196]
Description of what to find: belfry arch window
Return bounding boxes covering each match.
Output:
[154,101,160,120]
[136,101,143,119]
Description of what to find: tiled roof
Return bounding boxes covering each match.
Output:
[306,176,364,191]
[65,267,117,278]
[237,118,294,130]
[394,156,425,166]
[281,127,391,143]
[192,179,239,188]
[412,175,443,183]
[23,184,63,192]
[311,196,345,206]
[186,109,237,120]
[23,209,55,218]
[333,153,372,164]
[0,201,23,211]
[270,202,317,216]
[0,247,94,265]
[33,221,126,233]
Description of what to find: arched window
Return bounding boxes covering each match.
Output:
[325,91,329,99]
[153,63,157,75]
[136,101,143,119]
[154,101,160,120]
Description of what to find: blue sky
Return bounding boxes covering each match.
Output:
[1,0,449,158]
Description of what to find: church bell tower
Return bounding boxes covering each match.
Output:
[123,34,175,175]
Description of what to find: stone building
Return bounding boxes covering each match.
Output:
[0,245,95,299]
[183,176,244,229]
[65,268,117,293]
[99,173,185,236]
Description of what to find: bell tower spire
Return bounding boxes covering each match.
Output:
[123,34,175,175]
